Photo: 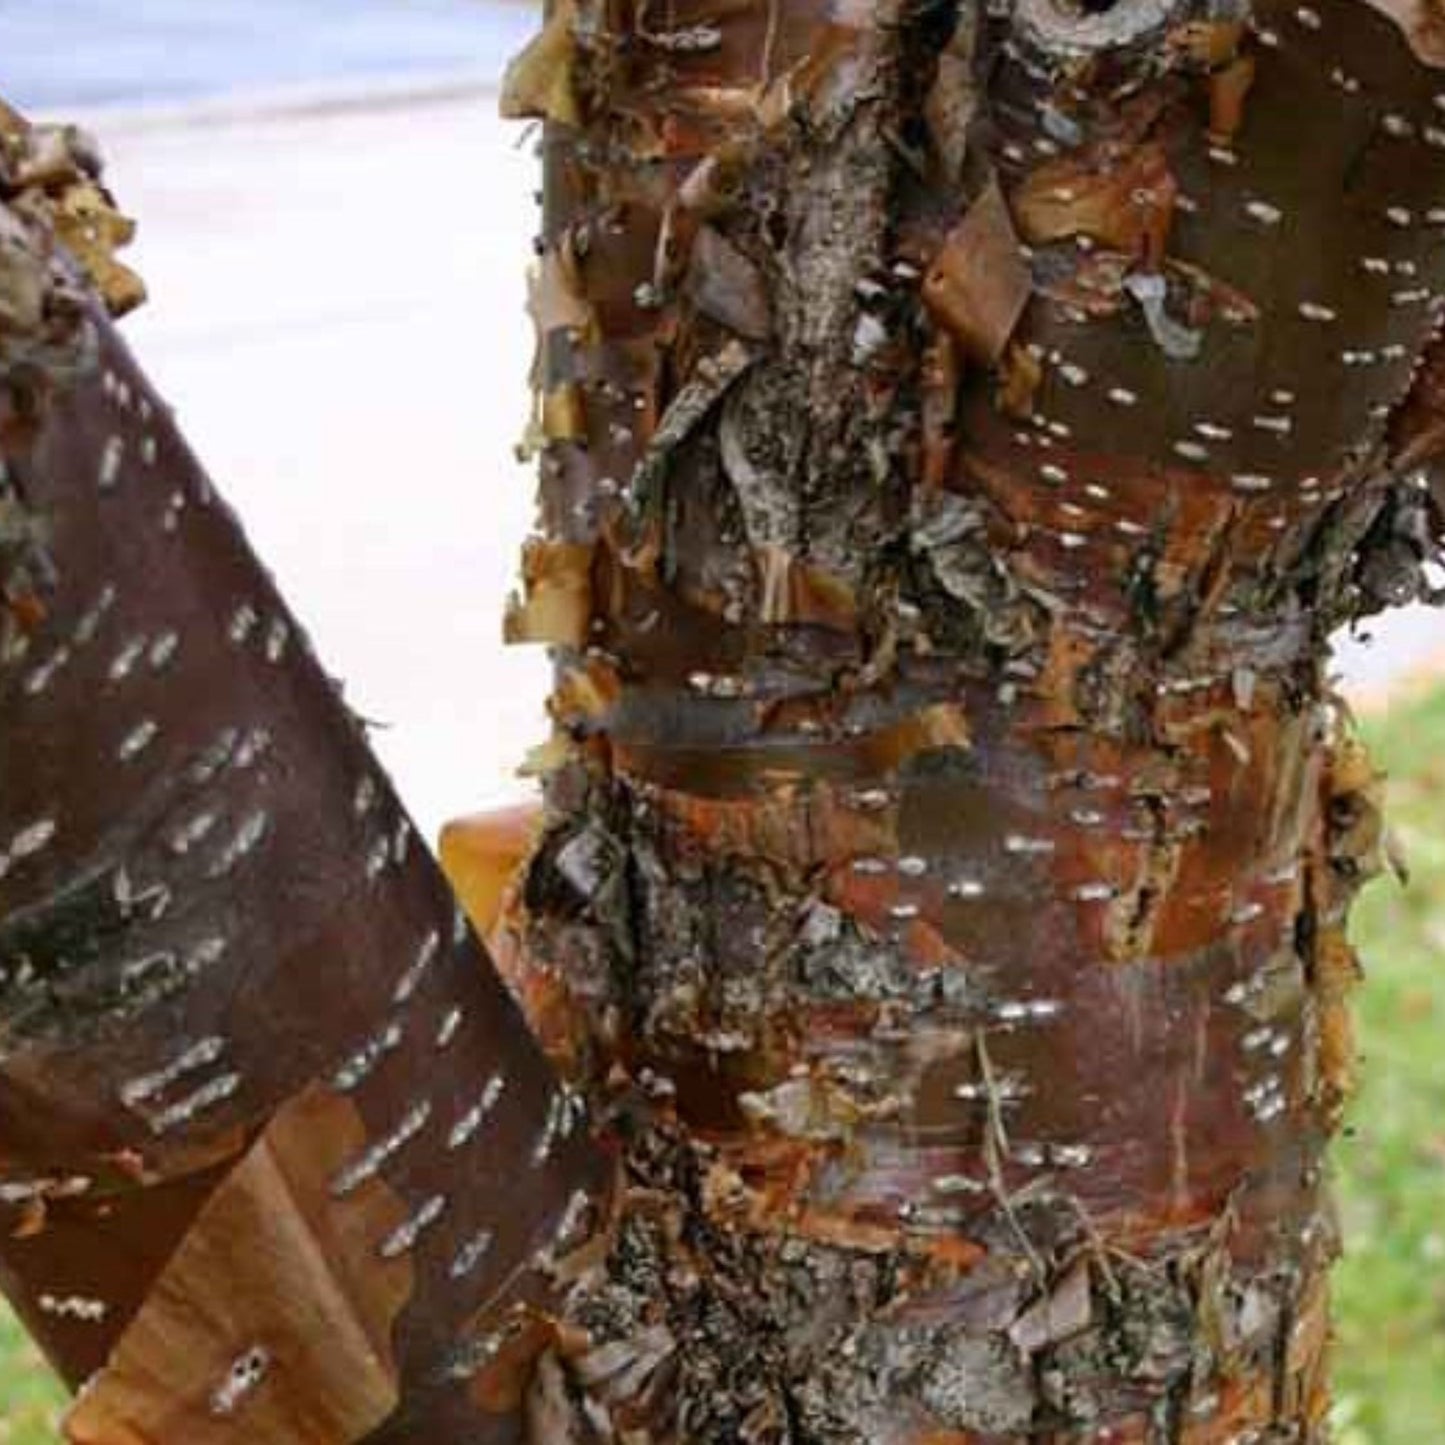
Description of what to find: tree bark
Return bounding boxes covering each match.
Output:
[441,0,1445,1438]
[6,0,1445,1439]
[0,111,606,1441]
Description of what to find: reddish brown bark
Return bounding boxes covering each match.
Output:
[453,0,1443,1437]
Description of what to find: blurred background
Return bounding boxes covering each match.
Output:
[0,5,1441,1441]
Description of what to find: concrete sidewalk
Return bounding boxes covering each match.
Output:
[95,86,550,845]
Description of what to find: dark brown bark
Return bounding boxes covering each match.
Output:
[0,114,606,1440]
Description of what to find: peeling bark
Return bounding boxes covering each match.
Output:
[7,0,1445,1437]
[0,110,606,1441]
[457,0,1445,1437]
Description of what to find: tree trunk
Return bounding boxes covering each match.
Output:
[443,0,1445,1438]
[5,0,1445,1439]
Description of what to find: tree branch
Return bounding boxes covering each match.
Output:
[0,108,604,1441]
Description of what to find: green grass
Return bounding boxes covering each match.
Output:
[0,1306,63,1444]
[1332,683,1445,1445]
[2,691,1444,1441]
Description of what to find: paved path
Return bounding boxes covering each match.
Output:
[1334,604,1444,706]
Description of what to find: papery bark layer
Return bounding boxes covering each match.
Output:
[467,0,1445,1437]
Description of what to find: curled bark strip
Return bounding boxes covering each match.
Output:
[501,0,582,127]
[1,0,1435,1430]
[65,1087,413,1443]
[0,102,144,325]
[1362,0,1445,64]
[505,540,596,648]
[1012,0,1184,57]
[1011,139,1178,265]
[922,180,1031,366]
